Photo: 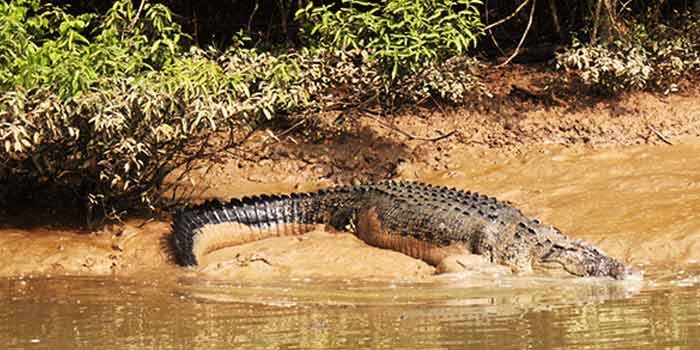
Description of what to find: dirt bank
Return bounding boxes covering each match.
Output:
[1,91,699,280]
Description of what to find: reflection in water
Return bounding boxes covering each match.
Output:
[1,269,699,350]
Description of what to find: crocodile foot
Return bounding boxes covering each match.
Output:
[435,253,511,275]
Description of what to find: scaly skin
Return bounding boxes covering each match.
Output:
[170,181,638,280]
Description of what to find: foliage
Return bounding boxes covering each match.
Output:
[643,18,700,91]
[0,1,310,220]
[0,0,185,99]
[279,48,489,108]
[0,0,491,221]
[218,46,320,119]
[295,0,484,80]
[404,55,490,103]
[2,58,229,219]
[556,14,700,95]
[556,39,652,93]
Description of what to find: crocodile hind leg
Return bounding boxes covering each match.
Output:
[192,222,323,268]
[355,206,496,274]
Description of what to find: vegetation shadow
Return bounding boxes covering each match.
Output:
[248,114,415,184]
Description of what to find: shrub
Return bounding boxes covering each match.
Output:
[644,18,700,91]
[0,0,185,99]
[0,1,310,220]
[556,39,652,94]
[0,0,491,221]
[277,48,489,109]
[1,71,235,219]
[218,46,320,119]
[295,0,484,80]
[402,55,490,103]
[556,14,700,94]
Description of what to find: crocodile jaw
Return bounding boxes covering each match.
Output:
[534,242,640,280]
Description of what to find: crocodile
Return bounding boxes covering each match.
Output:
[170,181,638,280]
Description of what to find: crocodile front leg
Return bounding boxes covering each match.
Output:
[355,206,496,274]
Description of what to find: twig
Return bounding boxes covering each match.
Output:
[362,112,456,142]
[547,0,561,37]
[265,129,281,143]
[137,218,155,228]
[274,119,306,139]
[261,118,306,147]
[247,0,259,33]
[618,0,634,16]
[496,0,536,68]
[511,84,539,99]
[649,125,673,145]
[591,0,604,44]
[130,0,146,29]
[484,0,507,56]
[483,0,530,31]
[429,95,447,115]
[276,0,290,42]
[604,0,624,39]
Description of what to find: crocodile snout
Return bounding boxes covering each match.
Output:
[605,260,643,280]
[618,265,644,281]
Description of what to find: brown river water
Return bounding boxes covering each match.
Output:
[2,139,700,349]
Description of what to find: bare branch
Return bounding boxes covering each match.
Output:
[547,0,561,37]
[483,0,531,31]
[649,125,673,145]
[497,0,536,68]
[130,0,146,29]
[248,0,260,33]
[484,0,507,56]
[361,111,456,142]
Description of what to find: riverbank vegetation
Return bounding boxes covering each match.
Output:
[1,0,698,223]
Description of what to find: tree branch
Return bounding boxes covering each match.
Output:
[497,0,536,67]
[483,0,531,31]
[361,111,456,142]
[484,0,507,56]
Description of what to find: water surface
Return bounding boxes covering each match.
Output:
[1,267,699,349]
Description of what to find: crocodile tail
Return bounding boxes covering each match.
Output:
[170,192,327,267]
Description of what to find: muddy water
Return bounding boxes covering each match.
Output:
[2,140,700,349]
[1,269,699,349]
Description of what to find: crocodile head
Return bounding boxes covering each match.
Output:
[479,221,640,280]
[533,240,640,280]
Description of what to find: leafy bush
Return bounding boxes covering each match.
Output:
[1,0,491,221]
[403,55,490,103]
[294,48,489,108]
[644,18,700,91]
[2,65,230,219]
[0,0,185,99]
[556,15,700,94]
[0,1,313,220]
[556,40,652,93]
[218,47,320,119]
[296,0,484,80]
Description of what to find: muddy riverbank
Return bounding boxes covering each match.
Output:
[0,92,699,280]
